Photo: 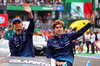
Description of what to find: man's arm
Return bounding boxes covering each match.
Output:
[23,4,33,19]
[23,4,35,36]
[68,11,95,40]
[46,40,53,58]
[9,36,17,56]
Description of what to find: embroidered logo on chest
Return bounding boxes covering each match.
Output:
[13,38,20,47]
[53,41,57,44]
[63,38,70,46]
[55,46,61,49]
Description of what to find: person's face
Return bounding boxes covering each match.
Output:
[9,26,12,30]
[53,24,63,36]
[13,21,23,31]
[91,31,94,34]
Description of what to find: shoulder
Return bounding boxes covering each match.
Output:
[5,30,9,33]
[47,36,55,44]
[47,38,52,42]
[63,33,70,38]
[48,35,56,41]
[9,33,16,39]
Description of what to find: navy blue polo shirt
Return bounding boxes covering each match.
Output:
[46,23,91,64]
[9,19,35,57]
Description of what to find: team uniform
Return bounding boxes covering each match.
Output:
[9,19,35,57]
[46,23,91,66]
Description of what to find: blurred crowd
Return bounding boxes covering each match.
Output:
[36,13,53,24]
[0,0,3,4]
[0,0,62,6]
[72,29,99,54]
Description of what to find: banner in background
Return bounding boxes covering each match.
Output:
[7,6,64,11]
[0,14,8,26]
[95,18,100,28]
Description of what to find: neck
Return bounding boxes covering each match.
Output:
[15,30,22,35]
[55,34,61,38]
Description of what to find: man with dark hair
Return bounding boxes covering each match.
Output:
[9,4,35,57]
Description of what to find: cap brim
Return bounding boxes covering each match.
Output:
[13,20,22,24]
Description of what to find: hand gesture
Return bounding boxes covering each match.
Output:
[89,11,95,24]
[23,4,33,19]
[23,4,31,13]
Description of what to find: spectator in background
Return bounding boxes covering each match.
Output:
[43,26,48,41]
[20,0,25,4]
[90,31,95,54]
[97,29,100,41]
[1,29,5,39]
[46,13,52,24]
[36,18,40,27]
[14,0,20,4]
[47,13,52,21]
[47,29,53,39]
[4,25,15,40]
[34,0,37,4]
[7,0,13,5]
[29,0,35,5]
[85,32,91,53]
[0,0,2,4]
[94,31,98,53]
[37,0,40,6]
[39,30,44,36]
[57,0,62,5]
[78,35,84,53]
[41,0,44,6]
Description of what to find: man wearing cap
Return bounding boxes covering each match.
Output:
[9,4,35,57]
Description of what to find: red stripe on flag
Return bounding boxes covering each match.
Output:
[84,3,92,18]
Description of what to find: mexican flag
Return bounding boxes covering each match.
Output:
[71,2,92,18]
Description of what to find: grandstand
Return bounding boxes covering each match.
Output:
[0,0,95,31]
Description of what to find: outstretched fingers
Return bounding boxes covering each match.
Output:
[23,4,29,9]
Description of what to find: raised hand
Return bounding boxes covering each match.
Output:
[23,4,31,13]
[23,4,33,19]
[89,11,95,24]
